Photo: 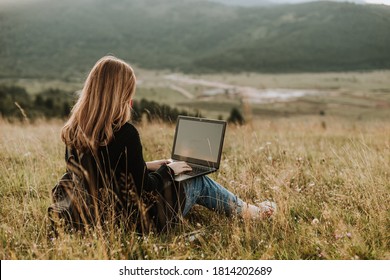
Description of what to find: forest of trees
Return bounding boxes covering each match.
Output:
[0,86,73,120]
[0,85,244,124]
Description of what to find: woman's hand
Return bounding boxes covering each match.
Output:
[167,161,192,175]
[146,159,171,171]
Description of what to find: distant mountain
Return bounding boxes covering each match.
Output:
[0,0,389,79]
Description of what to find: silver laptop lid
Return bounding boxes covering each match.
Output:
[171,116,227,168]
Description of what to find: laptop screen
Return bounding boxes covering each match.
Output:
[172,116,226,166]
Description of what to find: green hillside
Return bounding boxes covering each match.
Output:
[1,0,390,79]
[194,2,390,72]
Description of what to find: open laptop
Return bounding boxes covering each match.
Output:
[171,115,227,182]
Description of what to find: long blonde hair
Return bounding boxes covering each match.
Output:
[61,56,136,151]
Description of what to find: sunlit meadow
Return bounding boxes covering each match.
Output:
[0,116,389,260]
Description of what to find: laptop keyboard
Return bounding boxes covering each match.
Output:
[186,165,212,176]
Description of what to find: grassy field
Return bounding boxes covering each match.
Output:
[0,116,389,260]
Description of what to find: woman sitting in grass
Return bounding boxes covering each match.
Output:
[60,55,276,233]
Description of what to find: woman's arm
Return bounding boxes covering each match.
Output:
[120,124,174,193]
[146,159,172,171]
[120,123,192,193]
[147,160,192,174]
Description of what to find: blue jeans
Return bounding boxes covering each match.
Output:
[181,176,244,217]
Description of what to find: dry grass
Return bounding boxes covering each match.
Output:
[0,116,389,260]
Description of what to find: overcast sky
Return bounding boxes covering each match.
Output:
[274,0,390,4]
[365,0,390,4]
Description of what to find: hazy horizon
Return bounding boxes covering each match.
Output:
[0,0,389,6]
[212,0,390,6]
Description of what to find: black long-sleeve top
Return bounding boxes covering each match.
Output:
[97,122,172,193]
